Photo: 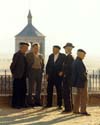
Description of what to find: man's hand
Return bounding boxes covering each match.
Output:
[59,72,63,77]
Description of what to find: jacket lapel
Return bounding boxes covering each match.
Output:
[54,53,60,63]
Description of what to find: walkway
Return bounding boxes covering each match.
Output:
[0,106,100,125]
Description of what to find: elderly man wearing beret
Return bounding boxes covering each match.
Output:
[45,45,65,109]
[10,42,29,109]
[72,49,90,116]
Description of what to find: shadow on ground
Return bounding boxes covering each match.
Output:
[0,106,83,125]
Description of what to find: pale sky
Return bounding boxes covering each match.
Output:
[0,0,100,59]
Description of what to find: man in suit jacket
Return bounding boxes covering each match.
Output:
[45,45,65,109]
[26,43,44,106]
[62,43,74,113]
[72,49,90,116]
[10,42,29,109]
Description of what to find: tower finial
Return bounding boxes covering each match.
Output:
[28,10,32,24]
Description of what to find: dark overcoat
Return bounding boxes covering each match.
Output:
[10,51,27,78]
[72,57,87,88]
[46,53,65,78]
[63,54,74,79]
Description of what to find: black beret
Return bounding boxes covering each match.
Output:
[63,43,74,48]
[20,42,29,46]
[77,49,86,54]
[53,45,61,50]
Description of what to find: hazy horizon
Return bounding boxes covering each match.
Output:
[0,53,100,72]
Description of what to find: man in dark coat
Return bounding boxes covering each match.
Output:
[45,45,65,109]
[62,43,74,113]
[10,42,29,109]
[72,49,90,116]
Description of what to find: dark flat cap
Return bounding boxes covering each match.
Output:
[77,49,86,54]
[20,42,29,46]
[53,45,61,50]
[63,43,74,48]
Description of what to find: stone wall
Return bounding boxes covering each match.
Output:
[1,94,100,106]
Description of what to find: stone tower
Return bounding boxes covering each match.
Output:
[15,10,45,56]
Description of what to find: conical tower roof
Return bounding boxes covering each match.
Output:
[15,10,44,37]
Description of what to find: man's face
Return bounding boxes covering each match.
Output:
[53,48,60,55]
[32,45,40,53]
[77,52,86,59]
[64,46,73,53]
[21,45,28,53]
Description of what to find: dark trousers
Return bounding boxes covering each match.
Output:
[63,77,72,111]
[12,77,26,107]
[47,76,62,107]
[28,69,42,105]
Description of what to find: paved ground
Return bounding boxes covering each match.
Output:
[0,106,100,125]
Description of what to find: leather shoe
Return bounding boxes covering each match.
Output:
[80,112,91,116]
[62,110,72,114]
